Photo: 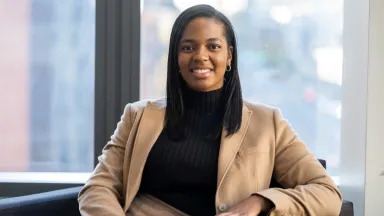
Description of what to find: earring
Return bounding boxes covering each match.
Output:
[226,65,231,71]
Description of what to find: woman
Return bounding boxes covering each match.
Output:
[78,4,342,216]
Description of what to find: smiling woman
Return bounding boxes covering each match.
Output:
[78,4,342,216]
[177,17,232,92]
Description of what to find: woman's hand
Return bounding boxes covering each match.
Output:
[216,195,273,216]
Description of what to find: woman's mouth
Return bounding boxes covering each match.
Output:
[190,69,213,78]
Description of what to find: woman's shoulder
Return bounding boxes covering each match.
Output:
[125,97,166,113]
[243,100,290,129]
[243,99,278,116]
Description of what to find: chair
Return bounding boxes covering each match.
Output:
[0,159,353,216]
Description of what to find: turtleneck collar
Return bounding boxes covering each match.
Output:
[182,85,224,114]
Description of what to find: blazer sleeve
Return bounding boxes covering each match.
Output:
[255,108,342,216]
[78,104,134,216]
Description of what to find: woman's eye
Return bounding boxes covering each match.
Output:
[208,44,221,50]
[181,46,193,51]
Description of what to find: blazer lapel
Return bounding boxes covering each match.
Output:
[125,100,165,210]
[217,104,252,190]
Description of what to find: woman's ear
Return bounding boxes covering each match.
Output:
[227,46,233,66]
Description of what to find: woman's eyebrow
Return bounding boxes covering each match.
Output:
[206,38,222,42]
[179,39,195,44]
[180,38,222,43]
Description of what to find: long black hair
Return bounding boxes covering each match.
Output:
[165,4,243,139]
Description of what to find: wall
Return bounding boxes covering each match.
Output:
[365,0,384,214]
[340,0,384,215]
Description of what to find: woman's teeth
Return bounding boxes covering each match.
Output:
[193,69,211,73]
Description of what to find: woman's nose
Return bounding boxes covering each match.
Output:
[192,47,209,62]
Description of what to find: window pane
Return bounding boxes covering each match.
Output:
[140,0,343,176]
[0,0,95,172]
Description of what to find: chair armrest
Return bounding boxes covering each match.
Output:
[0,186,82,216]
[340,200,354,216]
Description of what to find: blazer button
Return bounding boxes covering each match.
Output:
[218,203,227,212]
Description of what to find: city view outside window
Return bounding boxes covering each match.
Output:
[140,0,343,176]
[0,0,95,173]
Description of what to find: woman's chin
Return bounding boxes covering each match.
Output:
[188,82,223,92]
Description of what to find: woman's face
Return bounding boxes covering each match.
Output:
[178,17,232,92]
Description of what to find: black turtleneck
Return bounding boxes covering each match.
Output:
[139,87,224,216]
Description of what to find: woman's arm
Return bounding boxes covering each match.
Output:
[78,104,135,216]
[255,108,342,216]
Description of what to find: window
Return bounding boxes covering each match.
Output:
[140,0,343,176]
[0,0,95,174]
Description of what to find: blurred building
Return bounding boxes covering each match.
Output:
[0,0,95,172]
[0,0,30,172]
[28,0,95,172]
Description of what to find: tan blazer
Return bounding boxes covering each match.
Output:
[78,98,342,216]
